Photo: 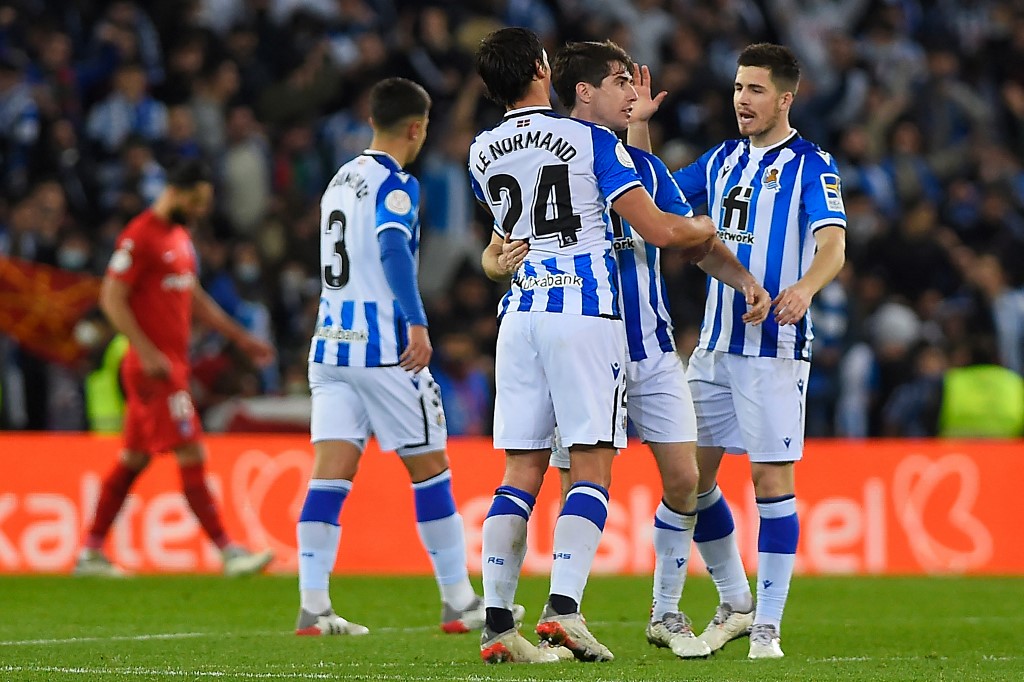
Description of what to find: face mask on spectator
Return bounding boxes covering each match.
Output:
[58,248,89,270]
[235,263,261,283]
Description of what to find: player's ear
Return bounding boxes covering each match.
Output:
[778,90,794,112]
[575,81,591,105]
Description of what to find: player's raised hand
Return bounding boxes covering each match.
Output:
[238,334,276,367]
[772,283,813,326]
[400,324,432,373]
[630,63,668,123]
[741,282,772,325]
[498,234,529,276]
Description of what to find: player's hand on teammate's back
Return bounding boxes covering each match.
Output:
[741,282,772,325]
[498,235,529,276]
[630,64,667,123]
[772,283,813,326]
[400,325,432,373]
[238,335,276,367]
[139,347,173,379]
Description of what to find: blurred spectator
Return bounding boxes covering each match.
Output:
[221,104,271,235]
[0,52,41,196]
[431,331,492,436]
[85,62,168,155]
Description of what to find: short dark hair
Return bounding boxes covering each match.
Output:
[475,27,545,110]
[166,159,212,188]
[552,40,633,110]
[368,77,431,131]
[737,43,800,94]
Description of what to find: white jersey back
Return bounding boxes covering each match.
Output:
[469,106,643,318]
[673,132,847,360]
[309,150,419,367]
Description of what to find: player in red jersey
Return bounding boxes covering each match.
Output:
[75,160,276,577]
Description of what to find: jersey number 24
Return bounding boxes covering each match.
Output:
[486,164,582,247]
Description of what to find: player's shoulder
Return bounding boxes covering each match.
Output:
[790,136,839,170]
[624,145,669,172]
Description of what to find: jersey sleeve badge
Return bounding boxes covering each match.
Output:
[108,248,132,273]
[820,173,844,212]
[615,142,636,169]
[384,189,412,215]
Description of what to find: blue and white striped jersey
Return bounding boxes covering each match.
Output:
[673,131,847,360]
[613,146,693,361]
[309,150,420,367]
[469,106,643,319]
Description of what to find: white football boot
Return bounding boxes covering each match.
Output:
[748,623,785,659]
[698,601,754,652]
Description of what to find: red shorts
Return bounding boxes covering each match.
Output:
[121,360,203,454]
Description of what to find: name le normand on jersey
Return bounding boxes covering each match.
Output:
[473,126,578,174]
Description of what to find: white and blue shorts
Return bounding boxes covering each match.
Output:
[550,350,696,468]
[494,312,627,451]
[308,363,447,457]
[686,348,809,463]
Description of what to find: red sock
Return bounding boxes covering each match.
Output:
[179,461,230,548]
[86,462,142,549]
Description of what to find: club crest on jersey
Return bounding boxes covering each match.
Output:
[762,167,780,191]
[820,173,844,212]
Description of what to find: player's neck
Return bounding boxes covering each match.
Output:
[509,82,551,112]
[150,196,176,226]
[749,122,794,149]
[367,138,409,168]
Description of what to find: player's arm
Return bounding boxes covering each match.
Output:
[99,275,171,379]
[695,239,771,324]
[481,231,529,282]
[773,225,845,326]
[612,188,715,249]
[192,285,275,366]
[378,227,432,373]
[375,176,433,373]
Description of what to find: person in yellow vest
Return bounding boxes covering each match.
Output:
[85,333,129,433]
[939,340,1024,438]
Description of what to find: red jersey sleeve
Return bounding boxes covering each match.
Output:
[106,218,155,289]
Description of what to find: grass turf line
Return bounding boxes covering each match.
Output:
[0,575,1020,681]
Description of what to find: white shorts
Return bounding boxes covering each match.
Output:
[308,363,447,457]
[550,351,696,469]
[494,312,627,451]
[686,348,809,462]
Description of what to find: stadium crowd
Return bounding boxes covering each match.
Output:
[1,0,1022,438]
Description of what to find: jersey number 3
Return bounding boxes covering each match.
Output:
[324,209,350,289]
[486,164,582,247]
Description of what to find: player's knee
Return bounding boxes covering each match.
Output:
[120,450,150,471]
[750,461,795,498]
[403,449,449,482]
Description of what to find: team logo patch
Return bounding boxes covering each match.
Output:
[614,142,635,169]
[762,167,780,191]
[384,189,412,215]
[108,249,132,273]
[820,173,844,212]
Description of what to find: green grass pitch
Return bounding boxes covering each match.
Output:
[0,574,1020,681]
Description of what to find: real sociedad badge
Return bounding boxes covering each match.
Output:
[762,167,780,191]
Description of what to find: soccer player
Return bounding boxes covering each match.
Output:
[296,77,507,637]
[471,27,716,664]
[544,41,771,659]
[632,43,847,659]
[75,160,276,578]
